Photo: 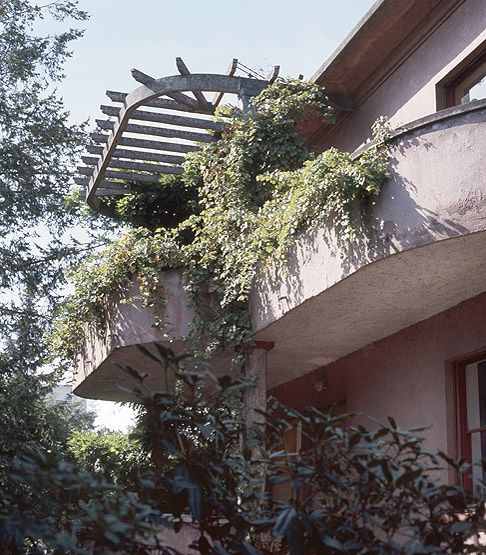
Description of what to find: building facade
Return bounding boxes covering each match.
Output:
[74,0,486,493]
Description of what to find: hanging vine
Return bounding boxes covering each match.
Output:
[51,79,389,363]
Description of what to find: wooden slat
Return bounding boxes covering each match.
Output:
[104,168,182,181]
[79,169,182,184]
[112,148,185,164]
[105,90,129,103]
[86,144,104,155]
[82,156,100,165]
[175,57,211,112]
[96,119,214,143]
[100,105,223,130]
[91,132,110,144]
[84,149,185,165]
[76,177,140,196]
[90,134,199,153]
[78,166,94,176]
[106,90,210,114]
[117,136,199,153]
[106,159,182,174]
[267,65,280,84]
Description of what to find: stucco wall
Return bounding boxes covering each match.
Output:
[270,291,486,458]
[321,0,486,151]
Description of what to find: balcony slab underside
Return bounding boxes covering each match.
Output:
[75,103,486,400]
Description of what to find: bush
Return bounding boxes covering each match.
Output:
[2,346,485,554]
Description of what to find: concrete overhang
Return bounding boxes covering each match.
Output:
[253,101,486,388]
[311,0,460,95]
[303,0,467,147]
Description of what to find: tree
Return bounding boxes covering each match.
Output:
[0,0,114,492]
[0,0,89,339]
[66,430,148,487]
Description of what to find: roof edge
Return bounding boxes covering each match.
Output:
[310,0,385,84]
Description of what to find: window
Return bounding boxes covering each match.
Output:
[283,420,302,454]
[272,401,347,503]
[457,357,486,495]
[446,51,486,107]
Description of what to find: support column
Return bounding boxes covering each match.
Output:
[243,340,274,442]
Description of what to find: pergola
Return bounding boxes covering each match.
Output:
[75,58,280,218]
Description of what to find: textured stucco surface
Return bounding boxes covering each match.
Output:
[74,269,194,400]
[253,106,486,388]
[270,290,486,462]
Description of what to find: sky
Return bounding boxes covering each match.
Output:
[51,0,376,431]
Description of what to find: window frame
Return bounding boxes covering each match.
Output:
[453,351,486,492]
[445,49,486,108]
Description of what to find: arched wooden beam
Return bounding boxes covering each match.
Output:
[85,73,268,211]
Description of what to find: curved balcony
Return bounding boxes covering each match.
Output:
[254,100,486,388]
[73,269,195,401]
[74,101,486,399]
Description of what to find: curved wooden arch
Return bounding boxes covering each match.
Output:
[77,64,275,216]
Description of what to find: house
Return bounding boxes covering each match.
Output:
[74,0,486,494]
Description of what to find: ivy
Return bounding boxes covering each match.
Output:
[52,79,389,363]
[51,228,184,359]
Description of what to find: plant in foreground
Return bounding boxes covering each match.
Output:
[1,347,485,554]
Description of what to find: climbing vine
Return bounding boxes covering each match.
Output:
[51,79,389,363]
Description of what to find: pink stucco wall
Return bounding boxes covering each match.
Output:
[270,291,486,458]
[322,0,486,151]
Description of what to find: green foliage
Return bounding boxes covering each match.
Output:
[0,1,121,527]
[51,227,184,359]
[0,305,96,494]
[264,406,486,554]
[0,0,116,373]
[66,430,148,486]
[52,79,389,361]
[102,174,200,230]
[2,352,485,554]
[0,449,171,554]
[0,0,91,321]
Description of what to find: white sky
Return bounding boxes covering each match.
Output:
[49,0,376,431]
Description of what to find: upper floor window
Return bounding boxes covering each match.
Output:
[447,51,486,107]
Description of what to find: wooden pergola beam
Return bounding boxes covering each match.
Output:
[132,69,208,112]
[83,156,183,170]
[267,65,280,84]
[104,168,182,181]
[85,72,269,210]
[90,134,199,153]
[100,105,223,131]
[175,57,211,112]
[107,159,182,174]
[96,119,215,143]
[212,58,238,109]
[84,149,185,165]
[106,90,211,114]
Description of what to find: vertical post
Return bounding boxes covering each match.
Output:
[243,340,274,443]
[238,82,267,115]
